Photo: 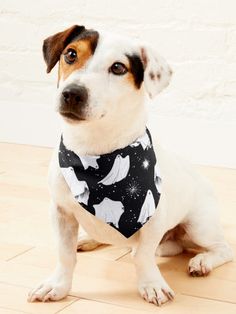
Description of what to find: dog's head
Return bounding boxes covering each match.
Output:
[43,25,172,124]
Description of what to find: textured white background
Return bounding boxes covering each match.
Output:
[0,0,236,167]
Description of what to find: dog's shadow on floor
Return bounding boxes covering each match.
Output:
[72,246,210,307]
[157,249,199,272]
[77,243,199,275]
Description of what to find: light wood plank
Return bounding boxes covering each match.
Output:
[0,283,76,314]
[59,296,236,314]
[0,308,26,314]
[12,246,131,268]
[0,183,49,201]
[1,172,48,189]
[78,245,131,261]
[8,247,57,268]
[197,165,236,242]
[58,299,145,314]
[0,243,33,261]
[1,254,236,309]
[0,261,53,288]
[0,143,51,164]
[71,256,236,306]
[120,248,236,278]
[0,197,53,247]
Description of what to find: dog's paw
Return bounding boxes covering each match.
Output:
[77,236,102,251]
[188,253,212,277]
[28,279,70,302]
[138,280,175,306]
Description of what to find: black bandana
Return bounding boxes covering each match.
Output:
[59,128,161,238]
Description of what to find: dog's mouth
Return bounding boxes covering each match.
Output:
[60,111,86,121]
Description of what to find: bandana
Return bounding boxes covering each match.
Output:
[59,128,161,238]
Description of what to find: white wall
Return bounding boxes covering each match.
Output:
[0,0,236,168]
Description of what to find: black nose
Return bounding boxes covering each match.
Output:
[61,84,88,108]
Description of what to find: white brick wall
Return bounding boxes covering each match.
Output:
[0,0,236,167]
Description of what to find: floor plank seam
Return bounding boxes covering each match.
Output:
[66,295,151,312]
[0,280,32,290]
[0,305,30,314]
[181,292,236,305]
[115,249,132,261]
[6,246,35,262]
[55,298,80,314]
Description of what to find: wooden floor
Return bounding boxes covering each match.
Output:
[0,142,236,314]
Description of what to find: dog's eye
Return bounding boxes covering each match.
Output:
[109,62,128,75]
[64,49,77,64]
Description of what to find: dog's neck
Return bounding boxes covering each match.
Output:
[61,103,148,156]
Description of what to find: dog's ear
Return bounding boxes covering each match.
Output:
[43,25,85,73]
[140,46,173,99]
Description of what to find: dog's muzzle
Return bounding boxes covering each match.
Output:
[59,84,88,121]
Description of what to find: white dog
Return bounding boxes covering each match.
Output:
[28,25,233,306]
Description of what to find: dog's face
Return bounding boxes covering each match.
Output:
[43,25,172,125]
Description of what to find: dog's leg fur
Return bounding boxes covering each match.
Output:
[187,225,233,276]
[186,191,233,276]
[133,208,175,306]
[156,240,183,257]
[188,228,233,276]
[28,203,78,302]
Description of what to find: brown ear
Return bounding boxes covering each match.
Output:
[43,25,85,73]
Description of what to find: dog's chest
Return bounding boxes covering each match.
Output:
[59,129,161,238]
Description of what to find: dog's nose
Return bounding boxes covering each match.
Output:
[61,84,88,108]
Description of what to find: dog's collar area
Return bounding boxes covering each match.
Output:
[59,128,161,238]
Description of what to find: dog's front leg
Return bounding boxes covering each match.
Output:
[133,215,174,306]
[28,202,78,302]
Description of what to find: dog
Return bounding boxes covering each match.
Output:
[28,25,233,306]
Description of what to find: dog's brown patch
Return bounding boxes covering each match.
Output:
[58,30,99,81]
[141,47,148,68]
[149,71,155,80]
[43,25,99,76]
[125,62,137,87]
[156,72,161,80]
[43,25,85,73]
[126,54,144,89]
[127,71,136,87]
[59,39,94,81]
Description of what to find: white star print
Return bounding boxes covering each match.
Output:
[142,159,150,169]
[126,181,141,198]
